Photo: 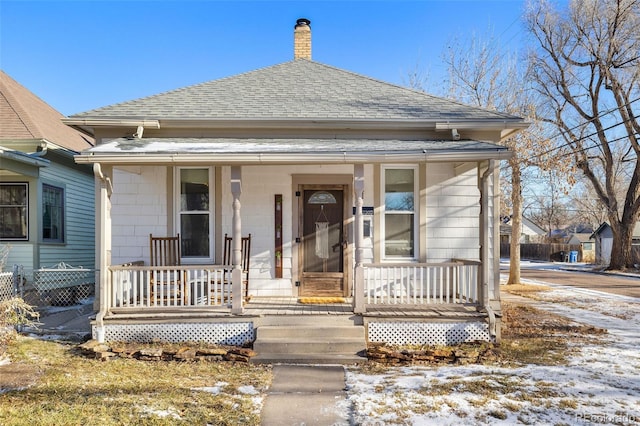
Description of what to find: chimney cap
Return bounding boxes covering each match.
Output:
[295,18,311,28]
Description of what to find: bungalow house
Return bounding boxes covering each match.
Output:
[0,71,95,303]
[65,19,528,360]
[500,216,546,244]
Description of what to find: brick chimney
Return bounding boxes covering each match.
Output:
[294,18,311,60]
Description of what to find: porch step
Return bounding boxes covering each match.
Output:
[251,325,367,364]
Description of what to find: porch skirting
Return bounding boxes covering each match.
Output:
[367,321,494,346]
[92,321,254,346]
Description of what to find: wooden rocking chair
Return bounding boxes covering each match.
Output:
[221,233,252,302]
[149,234,184,305]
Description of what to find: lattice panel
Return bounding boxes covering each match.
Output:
[33,263,94,306]
[368,321,493,345]
[96,322,254,346]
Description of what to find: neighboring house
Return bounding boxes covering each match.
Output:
[500,216,546,244]
[590,222,640,265]
[565,233,595,263]
[64,19,528,353]
[0,71,95,277]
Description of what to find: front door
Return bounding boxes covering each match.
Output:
[300,187,346,297]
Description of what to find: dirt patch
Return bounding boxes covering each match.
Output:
[0,362,42,393]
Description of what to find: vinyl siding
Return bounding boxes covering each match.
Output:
[38,161,95,269]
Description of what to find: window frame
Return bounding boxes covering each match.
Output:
[174,167,214,264]
[0,182,29,241]
[42,183,65,243]
[381,165,418,261]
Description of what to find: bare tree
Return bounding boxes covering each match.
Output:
[526,0,640,270]
[442,33,553,284]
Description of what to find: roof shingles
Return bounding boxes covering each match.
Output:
[71,60,522,122]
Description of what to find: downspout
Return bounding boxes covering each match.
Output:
[480,160,498,338]
[93,163,113,342]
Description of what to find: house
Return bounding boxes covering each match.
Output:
[590,222,640,265]
[565,233,594,263]
[64,19,528,356]
[500,216,546,244]
[0,71,95,299]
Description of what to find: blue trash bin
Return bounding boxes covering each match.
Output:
[569,251,578,263]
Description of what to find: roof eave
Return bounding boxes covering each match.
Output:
[74,149,513,165]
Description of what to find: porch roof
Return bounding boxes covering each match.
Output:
[75,137,511,164]
[76,138,511,164]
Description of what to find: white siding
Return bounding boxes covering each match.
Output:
[425,163,480,263]
[110,166,168,265]
[39,161,95,269]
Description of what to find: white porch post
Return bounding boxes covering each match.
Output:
[478,160,496,310]
[93,163,113,343]
[230,166,244,314]
[353,164,366,313]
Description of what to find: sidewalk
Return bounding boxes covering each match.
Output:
[260,364,351,426]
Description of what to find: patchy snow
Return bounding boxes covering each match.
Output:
[345,276,640,425]
[237,385,260,395]
[191,381,228,395]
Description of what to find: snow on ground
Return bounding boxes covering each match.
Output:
[345,271,640,425]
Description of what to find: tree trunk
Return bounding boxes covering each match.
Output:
[507,161,522,284]
[608,219,635,271]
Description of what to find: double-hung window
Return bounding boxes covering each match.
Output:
[0,183,28,240]
[382,167,417,259]
[42,184,64,242]
[177,168,213,262]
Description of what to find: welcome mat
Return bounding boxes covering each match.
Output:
[298,297,346,304]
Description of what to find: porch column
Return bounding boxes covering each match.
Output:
[230,166,243,314]
[478,160,495,310]
[93,163,113,343]
[353,164,366,313]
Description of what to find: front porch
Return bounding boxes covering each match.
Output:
[94,260,498,349]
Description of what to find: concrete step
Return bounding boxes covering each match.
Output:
[251,352,366,365]
[257,325,364,339]
[254,338,365,355]
[255,315,361,327]
[252,325,367,364]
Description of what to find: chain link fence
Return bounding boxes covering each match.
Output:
[0,271,13,302]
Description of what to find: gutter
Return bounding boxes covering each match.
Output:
[75,149,514,165]
[479,160,498,338]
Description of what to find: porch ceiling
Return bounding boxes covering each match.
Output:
[75,137,512,164]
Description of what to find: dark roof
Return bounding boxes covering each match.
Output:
[70,60,524,122]
[0,71,93,151]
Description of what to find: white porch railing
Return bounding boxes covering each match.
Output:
[108,264,231,309]
[361,261,481,306]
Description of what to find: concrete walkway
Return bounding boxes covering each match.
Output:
[260,364,351,426]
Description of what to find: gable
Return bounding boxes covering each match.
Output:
[0,71,94,152]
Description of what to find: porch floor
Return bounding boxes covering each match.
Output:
[244,297,354,315]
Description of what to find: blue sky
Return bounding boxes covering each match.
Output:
[1,0,529,116]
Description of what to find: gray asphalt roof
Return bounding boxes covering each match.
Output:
[86,137,508,154]
[70,60,523,122]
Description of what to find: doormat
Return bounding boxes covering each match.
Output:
[298,297,346,304]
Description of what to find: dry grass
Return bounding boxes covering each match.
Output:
[501,283,552,300]
[0,336,272,426]
[499,303,607,365]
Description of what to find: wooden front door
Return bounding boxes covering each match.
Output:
[299,187,346,297]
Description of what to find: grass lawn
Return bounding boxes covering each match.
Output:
[0,337,272,426]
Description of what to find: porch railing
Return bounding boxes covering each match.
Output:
[108,264,231,309]
[361,261,481,306]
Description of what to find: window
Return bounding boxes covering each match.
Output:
[383,167,416,258]
[43,184,64,242]
[177,168,212,261]
[0,183,28,240]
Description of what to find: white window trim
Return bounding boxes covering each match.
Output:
[174,167,215,264]
[380,165,418,261]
